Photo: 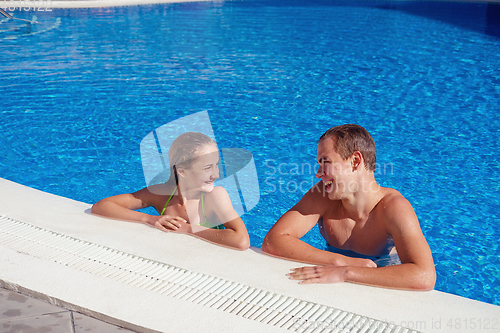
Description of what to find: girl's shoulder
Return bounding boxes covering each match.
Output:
[137,184,175,208]
[204,186,231,202]
[144,183,176,197]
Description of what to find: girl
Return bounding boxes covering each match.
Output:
[91,132,250,250]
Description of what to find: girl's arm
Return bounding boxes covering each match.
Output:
[91,186,186,228]
[190,187,250,250]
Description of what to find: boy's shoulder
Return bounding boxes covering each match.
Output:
[376,187,417,227]
[379,187,410,209]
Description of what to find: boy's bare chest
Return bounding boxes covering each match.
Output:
[318,214,391,256]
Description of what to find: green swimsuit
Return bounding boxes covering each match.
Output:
[160,187,224,230]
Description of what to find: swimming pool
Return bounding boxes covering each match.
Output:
[1,0,499,306]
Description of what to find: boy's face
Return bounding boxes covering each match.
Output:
[316,137,354,200]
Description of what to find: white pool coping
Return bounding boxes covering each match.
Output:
[0,177,499,333]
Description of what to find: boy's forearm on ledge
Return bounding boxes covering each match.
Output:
[263,234,340,265]
[345,263,436,290]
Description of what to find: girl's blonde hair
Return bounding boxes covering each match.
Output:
[168,132,217,183]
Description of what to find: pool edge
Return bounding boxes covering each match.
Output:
[0,177,498,333]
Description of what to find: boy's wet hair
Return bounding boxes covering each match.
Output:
[319,124,377,171]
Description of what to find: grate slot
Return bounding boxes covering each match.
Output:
[211,283,244,309]
[374,322,388,333]
[243,292,275,319]
[140,262,161,276]
[156,281,178,294]
[182,276,216,301]
[219,282,246,302]
[173,274,209,298]
[350,315,363,332]
[157,267,185,283]
[144,262,168,277]
[293,303,323,331]
[104,253,136,271]
[359,319,376,333]
[268,299,302,326]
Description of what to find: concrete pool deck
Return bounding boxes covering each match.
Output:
[0,286,138,332]
[1,177,499,333]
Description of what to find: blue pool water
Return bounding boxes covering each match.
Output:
[1,0,499,305]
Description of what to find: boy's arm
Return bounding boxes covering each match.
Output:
[262,186,376,267]
[288,196,436,290]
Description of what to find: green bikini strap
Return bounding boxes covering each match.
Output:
[162,189,223,229]
[201,192,207,223]
[160,186,177,216]
[200,193,224,230]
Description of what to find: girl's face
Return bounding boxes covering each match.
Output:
[180,144,220,193]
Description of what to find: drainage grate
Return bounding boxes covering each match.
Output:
[0,215,420,333]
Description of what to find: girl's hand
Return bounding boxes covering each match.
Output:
[153,215,192,233]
